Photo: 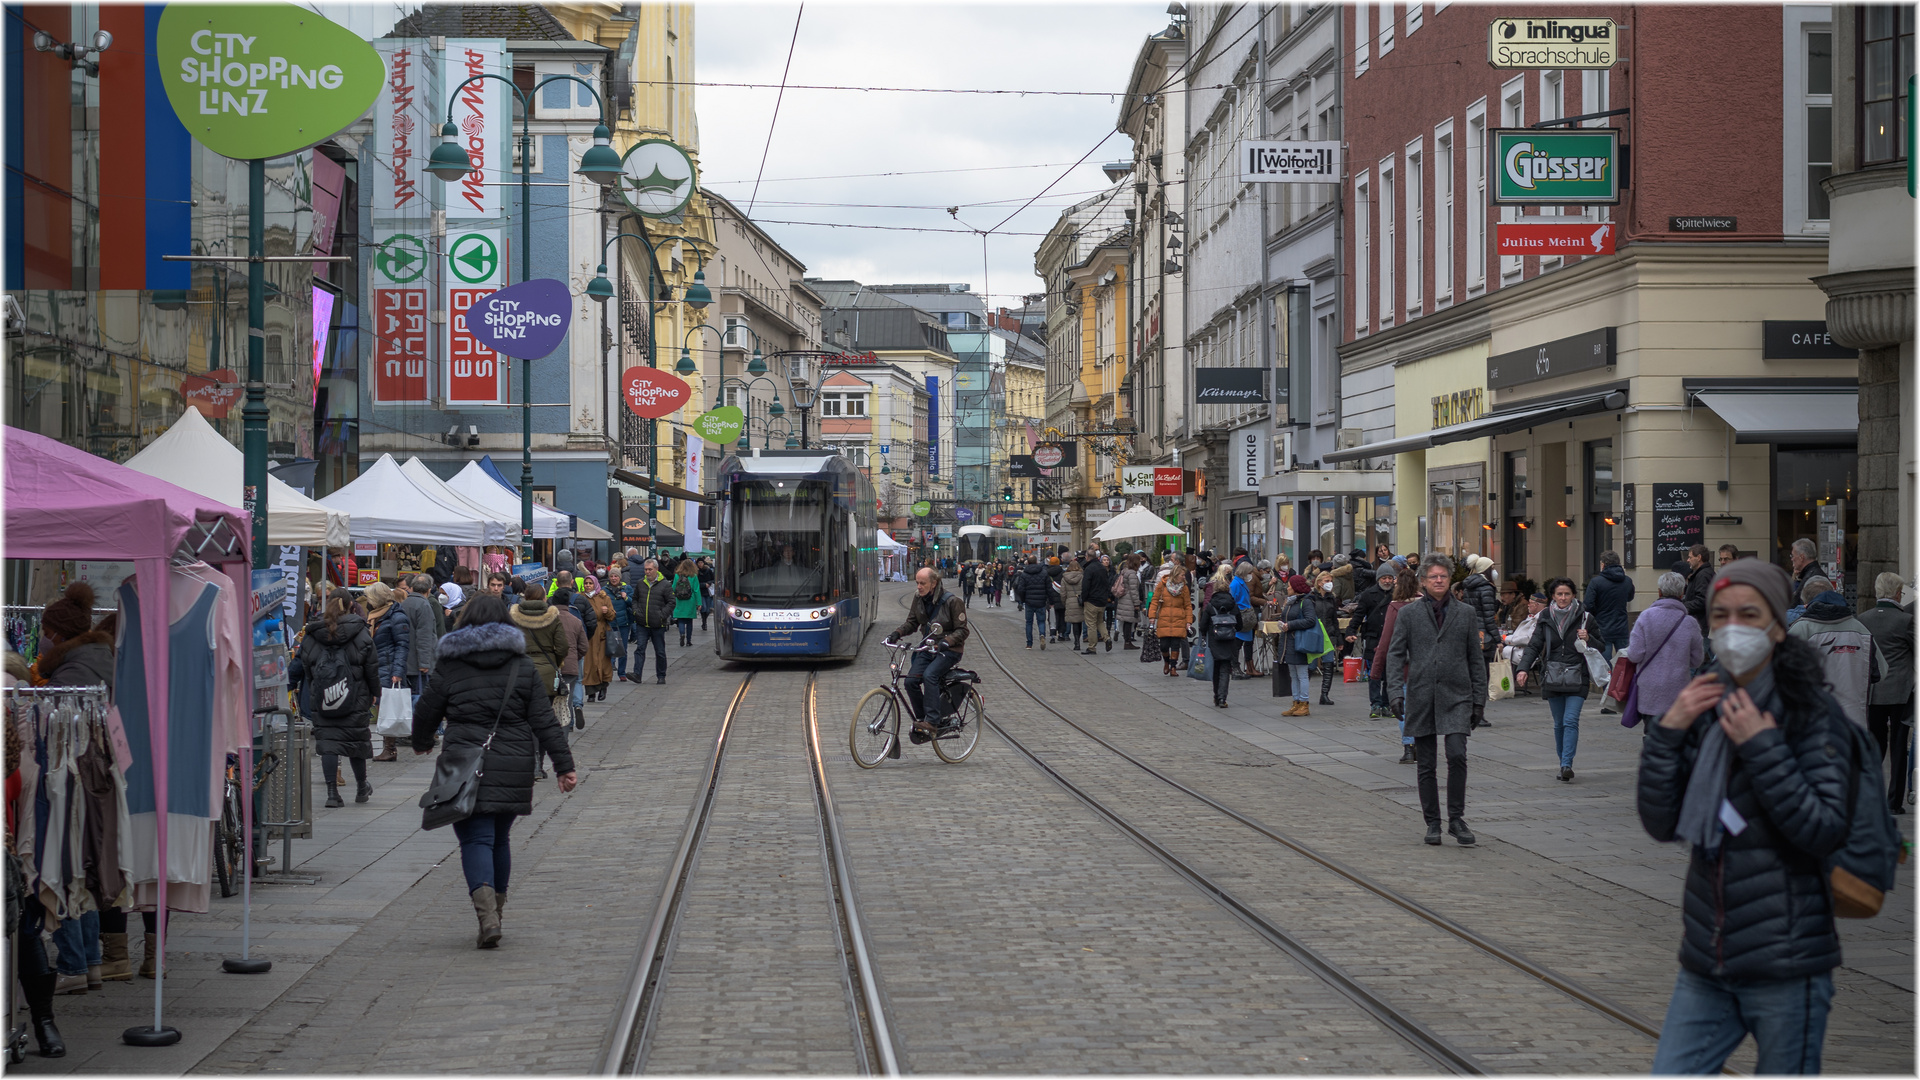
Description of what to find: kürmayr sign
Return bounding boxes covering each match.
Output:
[1240,141,1342,184]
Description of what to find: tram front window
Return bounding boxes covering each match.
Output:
[729,481,829,604]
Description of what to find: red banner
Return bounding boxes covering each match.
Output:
[374,287,430,403]
[182,370,241,418]
[1496,221,1616,256]
[988,514,1005,527]
[622,367,692,419]
[1153,467,1185,496]
[448,288,502,404]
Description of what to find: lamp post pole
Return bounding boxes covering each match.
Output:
[244,160,268,569]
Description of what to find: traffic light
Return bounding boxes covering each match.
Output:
[1002,486,1014,502]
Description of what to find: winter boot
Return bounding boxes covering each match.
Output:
[1319,667,1336,705]
[374,737,398,762]
[324,778,344,808]
[572,705,585,731]
[139,933,159,978]
[471,885,502,949]
[495,891,507,926]
[99,932,132,981]
[356,779,373,804]
[1398,744,1417,764]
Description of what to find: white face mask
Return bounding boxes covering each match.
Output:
[1710,621,1777,676]
[1323,583,1333,592]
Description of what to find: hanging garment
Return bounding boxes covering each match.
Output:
[79,727,130,908]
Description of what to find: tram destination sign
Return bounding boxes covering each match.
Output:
[1490,129,1619,205]
[1488,17,1619,69]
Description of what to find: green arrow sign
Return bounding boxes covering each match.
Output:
[449,233,500,284]
[375,234,426,284]
[157,3,385,162]
[690,406,744,446]
[911,500,932,518]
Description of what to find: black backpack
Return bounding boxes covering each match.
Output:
[673,576,694,601]
[308,639,360,720]
[1207,591,1241,643]
[1824,706,1910,917]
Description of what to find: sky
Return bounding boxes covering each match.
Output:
[693,2,1176,311]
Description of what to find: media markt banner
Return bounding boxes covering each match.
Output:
[441,40,508,220]
[372,40,438,215]
[1490,128,1620,206]
[445,228,506,404]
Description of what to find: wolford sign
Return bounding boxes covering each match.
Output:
[468,279,571,359]
[158,3,384,161]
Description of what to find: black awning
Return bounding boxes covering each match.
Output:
[1323,389,1625,463]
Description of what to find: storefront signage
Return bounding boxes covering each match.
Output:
[935,524,953,539]
[1651,483,1704,572]
[1195,367,1268,404]
[1033,441,1078,468]
[1233,424,1267,492]
[156,2,385,161]
[822,351,882,365]
[1487,326,1615,390]
[1496,221,1615,256]
[691,406,745,446]
[1430,387,1487,429]
[1762,321,1857,359]
[1009,455,1042,479]
[446,229,505,404]
[1239,140,1343,183]
[1153,467,1186,496]
[1621,483,1637,569]
[911,500,932,518]
[1490,129,1620,205]
[618,138,697,218]
[442,39,507,219]
[1669,216,1737,232]
[1120,466,1155,494]
[467,278,571,360]
[621,366,691,419]
[1487,16,1618,69]
[372,41,429,213]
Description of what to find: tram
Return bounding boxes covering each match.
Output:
[713,449,879,660]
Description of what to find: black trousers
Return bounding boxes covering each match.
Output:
[1868,701,1914,809]
[1413,732,1469,826]
[1211,645,1234,703]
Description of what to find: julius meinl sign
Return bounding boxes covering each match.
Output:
[1488,17,1619,69]
[1490,128,1620,206]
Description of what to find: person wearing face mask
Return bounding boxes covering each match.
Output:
[1351,567,1397,718]
[1627,572,1708,737]
[1515,578,1600,781]
[1637,558,1856,1075]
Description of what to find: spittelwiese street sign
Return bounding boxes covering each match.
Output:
[1490,128,1620,205]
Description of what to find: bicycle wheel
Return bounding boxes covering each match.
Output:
[932,685,983,763]
[849,688,899,769]
[213,814,237,898]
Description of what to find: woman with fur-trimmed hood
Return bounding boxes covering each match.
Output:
[33,583,114,691]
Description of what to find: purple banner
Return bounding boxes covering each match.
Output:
[468,278,572,360]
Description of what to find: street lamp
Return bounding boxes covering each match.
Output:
[683,323,767,406]
[788,374,819,450]
[429,73,619,561]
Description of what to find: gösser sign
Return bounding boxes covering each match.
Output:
[1490,128,1620,205]
[158,2,385,161]
[1487,17,1619,69]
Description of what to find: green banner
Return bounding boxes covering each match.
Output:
[911,500,932,518]
[157,3,385,161]
[1490,128,1619,206]
[691,406,744,446]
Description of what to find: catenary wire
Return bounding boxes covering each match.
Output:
[744,3,805,217]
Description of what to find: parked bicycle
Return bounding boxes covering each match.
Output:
[850,640,984,766]
[213,749,278,897]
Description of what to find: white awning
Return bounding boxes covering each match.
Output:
[876,529,908,552]
[443,461,572,539]
[1092,505,1186,541]
[1693,390,1860,445]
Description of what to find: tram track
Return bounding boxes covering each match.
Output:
[597,669,899,1075]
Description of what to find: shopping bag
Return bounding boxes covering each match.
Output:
[1487,659,1515,702]
[1577,640,1611,691]
[376,686,415,739]
[1140,635,1163,663]
[1188,638,1211,681]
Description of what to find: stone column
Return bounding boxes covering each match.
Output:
[1816,266,1915,609]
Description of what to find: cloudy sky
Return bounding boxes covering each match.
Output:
[694,2,1174,309]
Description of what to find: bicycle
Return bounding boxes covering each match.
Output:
[850,639,983,766]
[213,749,279,897]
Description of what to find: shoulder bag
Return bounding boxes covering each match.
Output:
[419,658,525,831]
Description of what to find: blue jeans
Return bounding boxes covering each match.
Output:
[451,811,517,895]
[1025,604,1047,646]
[1548,693,1584,768]
[52,910,100,975]
[1288,662,1312,702]
[905,649,959,724]
[1651,968,1833,1075]
[609,624,630,677]
[567,674,584,711]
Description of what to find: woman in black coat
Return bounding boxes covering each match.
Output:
[295,595,380,807]
[411,594,576,949]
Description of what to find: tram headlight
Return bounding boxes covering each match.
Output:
[730,606,751,620]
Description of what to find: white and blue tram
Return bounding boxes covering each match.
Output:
[713,449,879,660]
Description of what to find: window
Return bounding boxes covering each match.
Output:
[1379,2,1396,55]
[1500,78,1525,280]
[1406,140,1424,316]
[1582,70,1613,225]
[1859,5,1913,166]
[1379,160,1396,327]
[820,392,866,417]
[1434,123,1454,303]
[1406,2,1423,33]
[1355,2,1371,73]
[1466,105,1486,290]
[724,315,748,347]
[722,384,746,409]
[1539,71,1564,243]
[1808,27,1835,219]
[1354,172,1371,333]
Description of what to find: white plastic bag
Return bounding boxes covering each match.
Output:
[375,686,414,739]
[1575,639,1611,691]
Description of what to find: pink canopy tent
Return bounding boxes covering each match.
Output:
[3,426,251,1040]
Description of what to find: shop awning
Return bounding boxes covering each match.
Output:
[1260,469,1396,499]
[1692,390,1859,445]
[1322,390,1626,463]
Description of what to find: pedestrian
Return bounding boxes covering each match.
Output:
[1204,566,1248,708]
[1373,541,1394,565]
[1351,564,1397,718]
[485,570,511,599]
[1148,559,1196,675]
[696,557,716,631]
[1858,573,1915,813]
[363,582,410,762]
[1785,575,1829,626]
[1626,572,1708,735]
[1500,590,1548,669]
[1787,583,1888,729]
[396,573,441,697]
[1081,552,1113,654]
[549,583,588,733]
[1243,561,1272,675]
[1638,557,1854,1074]
[1582,550,1633,662]
[1016,556,1052,649]
[960,562,977,606]
[1277,574,1323,714]
[1682,543,1716,636]
[1717,543,1740,569]
[1515,578,1600,781]
[1787,536,1825,597]
[411,593,576,949]
[1495,578,1523,629]
[990,561,1006,606]
[1062,558,1087,651]
[1308,569,1341,700]
[1329,553,1355,602]
[439,581,469,628]
[298,592,379,806]
[1387,554,1487,845]
[508,582,569,749]
[1114,554,1145,649]
[604,565,633,683]
[1460,554,1502,662]
[671,558,700,647]
[581,579,614,705]
[1047,556,1067,642]
[628,558,674,684]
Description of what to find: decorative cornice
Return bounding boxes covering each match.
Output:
[1813,267,1915,350]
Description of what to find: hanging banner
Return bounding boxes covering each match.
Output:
[926,375,940,476]
[1154,467,1186,496]
[1033,441,1078,468]
[372,40,434,214]
[622,367,692,419]
[685,434,703,535]
[691,406,744,446]
[182,370,241,418]
[446,228,505,405]
[468,278,571,359]
[1233,423,1268,492]
[1120,466,1155,494]
[1496,221,1616,256]
[372,229,431,404]
[443,39,507,219]
[1009,454,1042,479]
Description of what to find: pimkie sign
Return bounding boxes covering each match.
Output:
[1490,129,1620,206]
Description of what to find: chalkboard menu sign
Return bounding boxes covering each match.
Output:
[1652,483,1704,572]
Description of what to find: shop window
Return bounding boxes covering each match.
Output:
[1503,449,1529,581]
[1774,448,1858,601]
[1583,439,1614,576]
[1318,497,1340,560]
[1427,465,1486,564]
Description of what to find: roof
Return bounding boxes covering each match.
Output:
[388,5,576,41]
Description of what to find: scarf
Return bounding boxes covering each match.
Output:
[1675,662,1779,857]
[1548,600,1578,638]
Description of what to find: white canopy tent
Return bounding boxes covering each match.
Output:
[396,459,511,544]
[315,454,492,545]
[123,406,350,548]
[876,529,908,552]
[445,461,572,539]
[1092,505,1186,543]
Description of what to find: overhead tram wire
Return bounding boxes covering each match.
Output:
[745,3,804,218]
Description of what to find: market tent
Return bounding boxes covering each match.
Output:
[573,518,613,541]
[123,406,349,548]
[876,529,908,552]
[315,454,491,545]
[1092,505,1186,542]
[444,461,571,539]
[395,458,511,544]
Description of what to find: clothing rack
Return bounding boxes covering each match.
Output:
[4,606,121,665]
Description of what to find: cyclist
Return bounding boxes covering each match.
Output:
[885,567,971,734]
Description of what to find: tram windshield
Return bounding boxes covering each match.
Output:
[726,480,831,605]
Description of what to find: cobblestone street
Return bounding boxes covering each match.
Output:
[15,584,1913,1074]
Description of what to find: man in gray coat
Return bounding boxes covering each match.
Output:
[396,573,441,695]
[1859,572,1915,813]
[1388,553,1489,847]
